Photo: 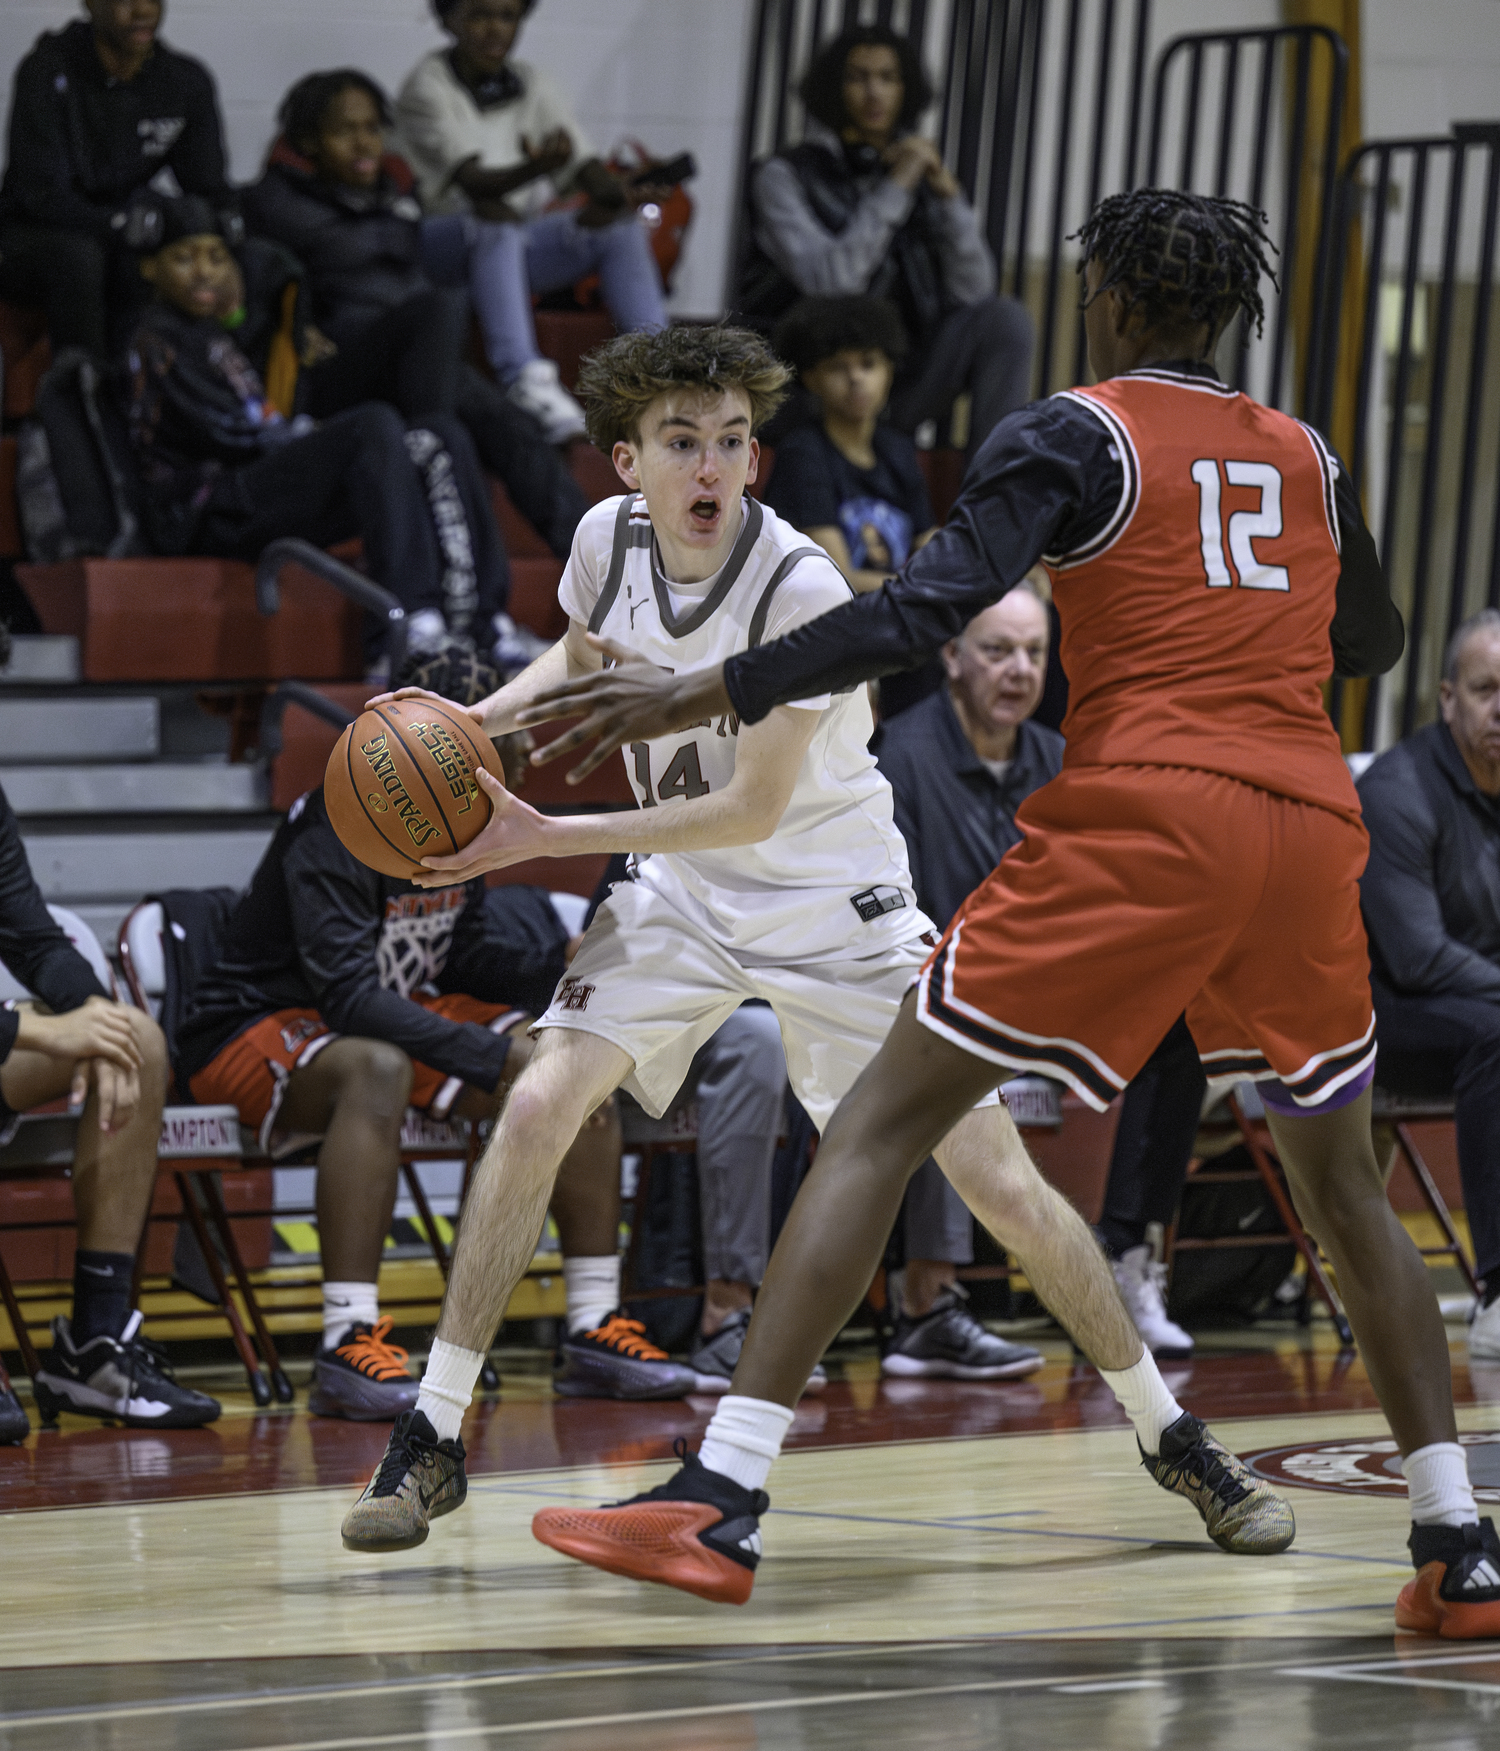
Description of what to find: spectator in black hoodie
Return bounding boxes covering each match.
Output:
[124,196,515,664]
[0,0,235,357]
[243,69,588,561]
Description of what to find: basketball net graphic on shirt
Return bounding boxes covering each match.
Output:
[377,892,466,998]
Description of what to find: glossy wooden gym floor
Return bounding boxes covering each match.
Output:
[3,1325,1498,1750]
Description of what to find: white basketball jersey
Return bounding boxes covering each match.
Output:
[558,493,929,963]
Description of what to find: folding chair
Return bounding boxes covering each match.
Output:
[1371,1087,1477,1296]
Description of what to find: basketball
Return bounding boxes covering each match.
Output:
[323,698,505,879]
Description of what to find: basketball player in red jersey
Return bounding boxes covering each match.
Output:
[515,190,1499,1639]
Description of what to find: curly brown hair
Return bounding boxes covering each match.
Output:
[577,324,791,450]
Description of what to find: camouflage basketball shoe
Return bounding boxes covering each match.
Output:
[1140,1410,1296,1554]
[341,1409,467,1552]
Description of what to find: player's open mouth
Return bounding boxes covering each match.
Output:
[689,498,721,529]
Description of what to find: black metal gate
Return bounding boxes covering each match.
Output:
[1319,124,1500,746]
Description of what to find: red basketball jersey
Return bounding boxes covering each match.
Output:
[1045,369,1355,819]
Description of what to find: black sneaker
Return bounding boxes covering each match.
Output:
[0,1382,29,1444]
[686,1309,827,1397]
[554,1313,696,1400]
[1140,1410,1296,1554]
[33,1313,221,1429]
[341,1408,468,1551]
[1398,1519,1500,1638]
[881,1284,1045,1380]
[309,1317,419,1422]
[533,1441,768,1604]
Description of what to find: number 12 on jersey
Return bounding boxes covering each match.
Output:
[630,741,711,807]
[1191,459,1290,593]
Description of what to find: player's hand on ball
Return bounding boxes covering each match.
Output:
[414,769,552,885]
[516,635,733,781]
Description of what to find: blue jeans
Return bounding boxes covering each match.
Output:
[421,210,667,386]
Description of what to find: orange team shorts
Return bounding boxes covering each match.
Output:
[914,765,1376,1114]
[189,994,520,1149]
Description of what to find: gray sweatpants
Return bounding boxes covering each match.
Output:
[684,1004,788,1286]
[903,1156,975,1265]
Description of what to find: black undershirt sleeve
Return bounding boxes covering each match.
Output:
[726,398,1120,725]
[1328,452,1405,678]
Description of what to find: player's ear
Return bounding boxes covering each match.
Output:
[611,439,640,491]
[745,436,760,487]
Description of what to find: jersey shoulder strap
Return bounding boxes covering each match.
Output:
[587,494,651,634]
[747,545,848,648]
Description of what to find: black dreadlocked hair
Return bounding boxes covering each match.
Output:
[1073,189,1278,340]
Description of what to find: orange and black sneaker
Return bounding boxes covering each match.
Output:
[533,1441,767,1605]
[310,1316,419,1422]
[554,1312,696,1400]
[1397,1520,1500,1639]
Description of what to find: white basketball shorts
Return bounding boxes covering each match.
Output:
[533,877,999,1131]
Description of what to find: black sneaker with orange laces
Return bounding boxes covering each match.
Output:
[555,1313,697,1400]
[310,1317,420,1421]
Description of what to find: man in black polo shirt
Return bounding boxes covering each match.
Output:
[874,578,1055,1378]
[0,0,234,357]
[1359,608,1500,1365]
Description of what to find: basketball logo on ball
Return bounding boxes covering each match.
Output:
[325,698,505,879]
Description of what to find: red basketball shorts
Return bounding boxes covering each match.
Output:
[914,765,1375,1113]
[189,994,519,1149]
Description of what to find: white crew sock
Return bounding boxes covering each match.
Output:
[1098,1349,1185,1453]
[415,1338,486,1443]
[698,1394,797,1493]
[564,1254,621,1336]
[322,1281,378,1350]
[1404,1442,1478,1527]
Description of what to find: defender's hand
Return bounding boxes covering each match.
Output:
[414,769,553,885]
[515,634,733,781]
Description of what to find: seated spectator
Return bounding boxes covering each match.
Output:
[1359,609,1500,1363]
[768,293,944,717]
[0,763,218,1440]
[879,584,1199,1360]
[177,651,693,1415]
[737,23,1032,454]
[767,297,935,594]
[0,0,235,359]
[243,68,588,562]
[124,197,512,664]
[874,582,1053,1379]
[395,0,668,443]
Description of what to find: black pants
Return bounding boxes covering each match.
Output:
[308,290,467,421]
[1373,980,1500,1287]
[455,366,588,559]
[195,404,507,628]
[0,223,146,357]
[1096,1015,1208,1258]
[888,295,1035,455]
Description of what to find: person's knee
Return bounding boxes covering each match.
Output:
[328,1038,413,1121]
[125,1008,169,1107]
[351,400,409,451]
[716,1008,787,1090]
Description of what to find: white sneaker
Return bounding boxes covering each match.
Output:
[1112,1244,1194,1358]
[1468,1294,1500,1361]
[506,359,587,444]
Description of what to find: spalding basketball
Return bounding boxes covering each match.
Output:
[324,698,505,879]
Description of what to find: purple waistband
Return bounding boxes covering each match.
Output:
[1257,1059,1374,1118]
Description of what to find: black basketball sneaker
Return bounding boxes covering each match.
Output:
[33,1313,220,1428]
[1140,1410,1295,1554]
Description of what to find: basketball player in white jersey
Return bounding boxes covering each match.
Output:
[339,325,1292,1576]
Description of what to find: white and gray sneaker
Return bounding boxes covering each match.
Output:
[1468,1291,1500,1361]
[1112,1244,1194,1359]
[686,1307,827,1397]
[33,1313,221,1428]
[881,1284,1044,1380]
[506,359,587,444]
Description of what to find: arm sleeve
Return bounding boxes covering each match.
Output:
[1358,765,1500,1001]
[283,835,512,1090]
[1328,452,1405,679]
[0,51,119,236]
[166,62,230,201]
[0,791,109,1062]
[927,191,996,302]
[726,399,1114,723]
[438,884,569,1015]
[758,553,856,712]
[751,157,916,296]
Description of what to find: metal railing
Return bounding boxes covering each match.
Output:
[1319,124,1500,746]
